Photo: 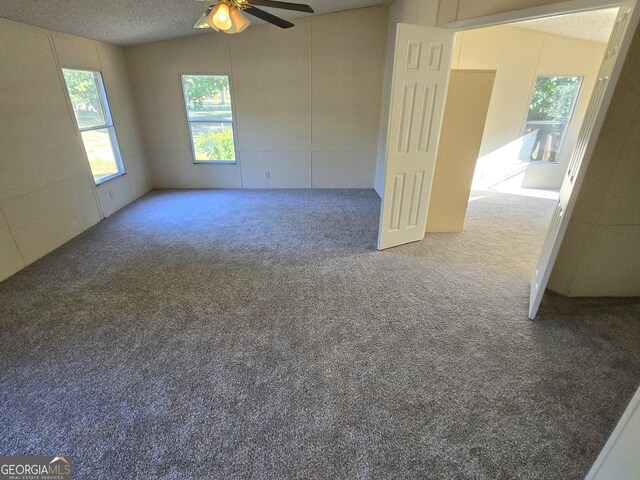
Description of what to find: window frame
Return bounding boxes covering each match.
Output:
[520,74,584,164]
[61,67,126,186]
[180,73,238,165]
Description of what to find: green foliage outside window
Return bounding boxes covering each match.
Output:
[182,74,236,162]
[527,76,582,121]
[62,69,106,128]
[194,129,235,161]
[182,75,230,109]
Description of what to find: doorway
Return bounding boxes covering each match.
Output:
[377,0,639,319]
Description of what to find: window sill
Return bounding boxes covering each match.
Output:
[193,161,237,165]
[95,171,126,186]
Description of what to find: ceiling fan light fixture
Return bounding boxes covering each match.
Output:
[211,3,232,31]
[194,6,214,28]
[229,7,251,33]
[194,0,313,33]
[205,5,221,30]
[194,16,209,28]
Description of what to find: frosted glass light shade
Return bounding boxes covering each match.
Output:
[228,8,251,33]
[205,5,221,31]
[212,3,232,31]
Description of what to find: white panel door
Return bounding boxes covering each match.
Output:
[529,1,639,319]
[378,24,454,250]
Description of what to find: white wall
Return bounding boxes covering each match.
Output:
[453,25,606,189]
[0,18,151,282]
[125,6,388,190]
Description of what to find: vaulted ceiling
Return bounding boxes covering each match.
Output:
[0,0,388,46]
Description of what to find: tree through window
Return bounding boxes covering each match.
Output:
[520,76,583,163]
[62,69,125,184]
[181,74,236,163]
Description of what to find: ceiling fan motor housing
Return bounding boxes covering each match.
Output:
[223,0,250,10]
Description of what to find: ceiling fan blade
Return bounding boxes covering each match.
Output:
[194,6,213,28]
[244,6,294,28]
[248,0,314,13]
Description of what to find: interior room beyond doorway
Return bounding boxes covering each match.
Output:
[455,8,618,200]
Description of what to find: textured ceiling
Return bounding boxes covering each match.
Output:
[515,7,618,44]
[0,0,388,46]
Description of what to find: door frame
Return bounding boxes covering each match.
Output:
[443,0,623,31]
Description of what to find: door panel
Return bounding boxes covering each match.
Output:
[378,24,454,250]
[529,1,638,319]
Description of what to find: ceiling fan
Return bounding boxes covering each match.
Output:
[194,0,314,34]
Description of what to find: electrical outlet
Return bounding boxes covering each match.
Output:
[265,171,271,179]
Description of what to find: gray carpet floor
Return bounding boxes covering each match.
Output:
[1,189,639,479]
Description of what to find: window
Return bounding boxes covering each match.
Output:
[181,74,236,163]
[520,76,583,163]
[62,69,125,184]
